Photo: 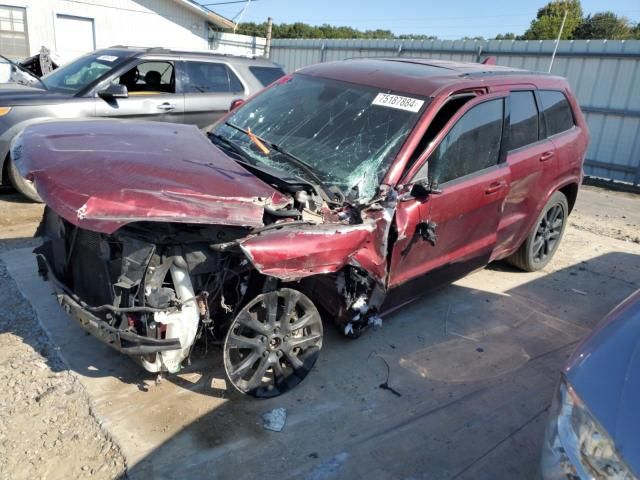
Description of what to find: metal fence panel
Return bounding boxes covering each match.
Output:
[271,39,640,185]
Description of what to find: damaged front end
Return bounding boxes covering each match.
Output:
[34,191,394,396]
[35,215,253,373]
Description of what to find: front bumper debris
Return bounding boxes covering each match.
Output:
[36,251,182,356]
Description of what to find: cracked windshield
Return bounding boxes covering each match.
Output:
[213,74,427,202]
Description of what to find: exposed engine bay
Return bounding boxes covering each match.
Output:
[34,175,394,397]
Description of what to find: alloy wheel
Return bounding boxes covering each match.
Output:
[223,288,322,398]
[532,203,565,263]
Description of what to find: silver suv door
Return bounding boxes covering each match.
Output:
[96,59,184,123]
[180,60,247,130]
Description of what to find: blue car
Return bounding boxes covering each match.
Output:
[541,289,640,479]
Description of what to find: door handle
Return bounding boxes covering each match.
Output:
[539,151,555,162]
[485,182,504,195]
[157,102,176,111]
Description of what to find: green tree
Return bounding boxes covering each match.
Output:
[574,12,633,39]
[522,0,583,40]
[495,33,517,40]
[236,21,435,40]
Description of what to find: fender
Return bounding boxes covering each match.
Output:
[497,173,581,261]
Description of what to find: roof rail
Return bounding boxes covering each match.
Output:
[107,45,167,51]
[459,70,547,78]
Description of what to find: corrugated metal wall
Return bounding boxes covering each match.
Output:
[270,39,640,185]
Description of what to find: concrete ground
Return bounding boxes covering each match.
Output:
[1,185,640,480]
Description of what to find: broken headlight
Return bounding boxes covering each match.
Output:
[544,379,634,479]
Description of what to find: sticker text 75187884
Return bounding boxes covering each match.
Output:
[372,93,424,113]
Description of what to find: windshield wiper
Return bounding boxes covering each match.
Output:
[207,131,252,163]
[224,122,344,203]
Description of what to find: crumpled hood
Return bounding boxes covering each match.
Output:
[13,119,290,233]
[565,289,640,475]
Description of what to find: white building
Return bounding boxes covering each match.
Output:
[0,0,236,62]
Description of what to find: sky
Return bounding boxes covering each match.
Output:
[198,0,640,39]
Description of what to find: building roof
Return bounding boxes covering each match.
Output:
[298,58,562,98]
[171,0,235,30]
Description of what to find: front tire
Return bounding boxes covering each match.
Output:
[7,155,43,203]
[508,191,568,272]
[223,288,323,398]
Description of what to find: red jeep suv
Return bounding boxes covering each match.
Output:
[18,58,589,397]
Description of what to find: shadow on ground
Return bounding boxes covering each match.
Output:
[4,247,640,480]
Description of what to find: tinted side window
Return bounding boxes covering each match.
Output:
[249,66,285,86]
[509,91,538,150]
[116,61,175,94]
[418,99,504,184]
[539,90,574,137]
[184,61,244,93]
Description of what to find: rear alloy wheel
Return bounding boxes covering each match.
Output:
[508,191,568,272]
[7,156,42,203]
[223,288,323,398]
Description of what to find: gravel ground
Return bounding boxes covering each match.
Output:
[0,263,127,480]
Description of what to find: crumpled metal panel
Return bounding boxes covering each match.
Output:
[13,120,290,234]
[239,205,394,283]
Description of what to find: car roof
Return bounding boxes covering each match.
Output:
[96,46,278,66]
[297,58,566,97]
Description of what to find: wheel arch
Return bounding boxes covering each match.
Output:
[558,182,579,214]
[1,152,8,185]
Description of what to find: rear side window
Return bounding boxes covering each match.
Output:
[183,61,244,93]
[539,90,574,137]
[509,91,538,150]
[249,66,285,86]
[420,98,504,184]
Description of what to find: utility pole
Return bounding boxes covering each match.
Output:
[265,16,273,58]
[233,0,251,33]
[548,8,568,73]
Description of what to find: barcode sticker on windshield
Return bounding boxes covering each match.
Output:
[97,55,118,62]
[372,93,424,112]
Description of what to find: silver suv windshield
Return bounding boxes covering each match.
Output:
[213,74,427,202]
[41,52,126,93]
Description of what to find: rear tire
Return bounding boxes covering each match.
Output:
[508,191,568,272]
[7,155,42,203]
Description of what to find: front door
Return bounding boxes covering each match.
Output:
[96,59,184,123]
[387,96,510,300]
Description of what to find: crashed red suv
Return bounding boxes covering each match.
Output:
[16,58,589,397]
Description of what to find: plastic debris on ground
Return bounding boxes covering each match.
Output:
[262,407,287,432]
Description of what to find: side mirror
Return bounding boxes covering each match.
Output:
[98,84,128,99]
[409,178,442,198]
[229,98,245,111]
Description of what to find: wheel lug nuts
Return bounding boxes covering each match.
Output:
[277,350,283,357]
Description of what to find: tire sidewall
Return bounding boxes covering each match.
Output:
[7,155,43,203]
[525,192,569,270]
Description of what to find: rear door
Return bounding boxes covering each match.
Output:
[388,95,510,290]
[538,89,581,174]
[180,60,247,130]
[95,58,185,123]
[493,90,556,259]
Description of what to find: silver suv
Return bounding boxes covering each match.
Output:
[0,46,285,201]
